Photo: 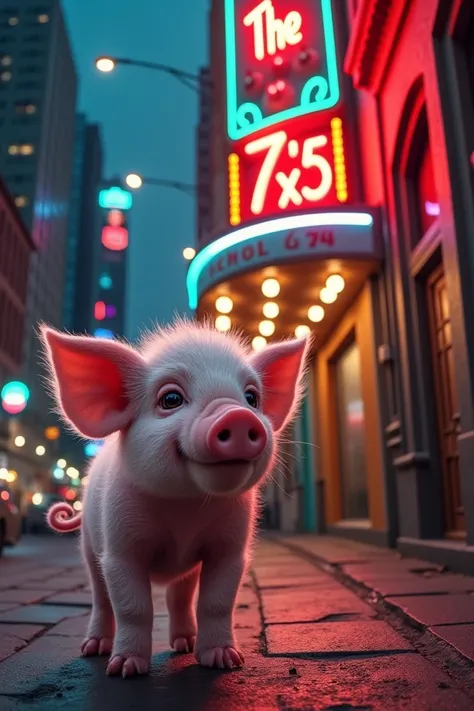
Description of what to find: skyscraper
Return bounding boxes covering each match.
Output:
[196,66,212,249]
[64,114,104,335]
[0,0,77,475]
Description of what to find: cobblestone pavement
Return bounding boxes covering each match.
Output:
[0,534,473,710]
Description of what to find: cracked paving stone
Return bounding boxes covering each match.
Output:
[430,624,474,662]
[261,588,375,624]
[0,649,471,710]
[266,620,413,655]
[386,594,474,627]
[0,605,90,625]
[0,624,45,662]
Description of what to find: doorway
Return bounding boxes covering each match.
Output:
[426,265,465,537]
[335,339,369,520]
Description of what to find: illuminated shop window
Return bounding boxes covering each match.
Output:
[416,138,437,236]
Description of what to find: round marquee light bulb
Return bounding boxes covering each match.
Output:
[295,325,311,338]
[320,287,337,304]
[252,336,267,352]
[308,305,325,323]
[261,278,280,298]
[215,296,233,314]
[183,247,196,261]
[326,274,345,293]
[57,459,66,469]
[262,301,279,319]
[215,315,231,332]
[125,173,143,189]
[14,435,25,447]
[36,445,45,456]
[259,320,275,337]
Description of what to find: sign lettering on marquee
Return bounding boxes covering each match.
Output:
[243,0,303,61]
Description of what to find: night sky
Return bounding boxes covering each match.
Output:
[62,0,209,341]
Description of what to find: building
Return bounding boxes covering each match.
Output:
[196,67,212,249]
[342,0,474,571]
[64,114,104,334]
[0,176,35,507]
[0,0,77,490]
[192,0,474,573]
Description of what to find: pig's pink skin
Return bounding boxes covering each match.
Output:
[40,318,311,678]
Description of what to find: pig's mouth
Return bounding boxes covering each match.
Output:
[175,442,253,468]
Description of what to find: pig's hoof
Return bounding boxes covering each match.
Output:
[172,635,196,653]
[81,637,113,657]
[196,646,245,669]
[106,654,149,678]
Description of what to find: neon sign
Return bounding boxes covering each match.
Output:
[225,0,340,140]
[101,208,129,251]
[186,211,375,309]
[98,186,132,210]
[243,1,303,60]
[1,380,30,415]
[230,114,348,224]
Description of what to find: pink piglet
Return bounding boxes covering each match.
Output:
[40,318,311,679]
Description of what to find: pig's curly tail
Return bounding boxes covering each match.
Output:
[46,502,82,533]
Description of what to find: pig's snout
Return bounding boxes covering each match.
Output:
[206,407,267,461]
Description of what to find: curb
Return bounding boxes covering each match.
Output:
[265,534,474,670]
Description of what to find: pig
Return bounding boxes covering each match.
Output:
[40,318,311,678]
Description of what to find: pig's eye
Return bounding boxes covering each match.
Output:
[245,389,259,408]
[159,391,184,410]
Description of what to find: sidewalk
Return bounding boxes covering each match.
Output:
[268,533,474,664]
[0,534,473,709]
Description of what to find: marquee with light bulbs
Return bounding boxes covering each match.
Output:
[188,0,382,346]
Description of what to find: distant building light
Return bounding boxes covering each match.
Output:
[101,225,128,251]
[84,441,104,457]
[8,17,19,26]
[14,195,29,208]
[53,468,64,480]
[1,71,12,82]
[37,14,49,23]
[98,186,132,211]
[0,56,12,67]
[93,328,114,339]
[99,274,113,290]
[105,304,116,318]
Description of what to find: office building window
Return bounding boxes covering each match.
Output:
[15,102,37,114]
[8,143,35,155]
[14,195,28,208]
[37,14,49,24]
[0,71,12,82]
[0,55,12,66]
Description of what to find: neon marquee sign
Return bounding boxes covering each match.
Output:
[228,114,348,225]
[186,211,375,309]
[225,0,340,140]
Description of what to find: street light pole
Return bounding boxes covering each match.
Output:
[95,56,208,92]
[125,174,196,197]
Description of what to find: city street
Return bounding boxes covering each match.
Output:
[1,534,474,710]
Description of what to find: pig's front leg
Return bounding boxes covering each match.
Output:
[194,552,245,669]
[102,555,153,678]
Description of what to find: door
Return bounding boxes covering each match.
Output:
[426,265,464,536]
[335,340,369,520]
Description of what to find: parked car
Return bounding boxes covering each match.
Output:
[0,486,22,556]
[25,493,64,534]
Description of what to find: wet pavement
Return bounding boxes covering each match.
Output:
[0,533,473,709]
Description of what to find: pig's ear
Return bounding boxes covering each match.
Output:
[39,325,147,439]
[249,336,312,433]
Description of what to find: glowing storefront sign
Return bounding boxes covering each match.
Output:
[225,0,339,140]
[187,211,376,309]
[229,114,348,224]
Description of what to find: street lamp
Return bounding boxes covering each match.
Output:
[95,56,207,92]
[125,173,196,197]
[183,247,196,261]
